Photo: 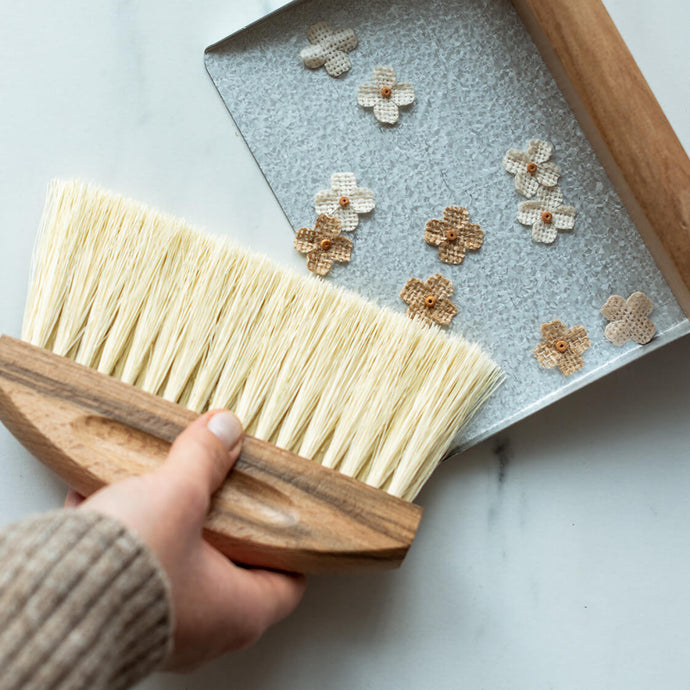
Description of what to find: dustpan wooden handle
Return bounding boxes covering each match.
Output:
[0,335,422,574]
[515,0,690,304]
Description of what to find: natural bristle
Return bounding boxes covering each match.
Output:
[22,180,502,501]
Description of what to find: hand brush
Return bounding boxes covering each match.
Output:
[0,179,501,573]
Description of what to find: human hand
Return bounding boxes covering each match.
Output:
[65,410,306,671]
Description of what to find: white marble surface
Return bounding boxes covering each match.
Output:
[0,2,688,689]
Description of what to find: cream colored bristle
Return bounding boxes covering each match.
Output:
[22,180,502,501]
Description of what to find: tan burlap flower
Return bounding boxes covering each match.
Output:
[518,187,576,244]
[400,274,458,326]
[424,206,483,265]
[300,21,358,78]
[534,320,590,376]
[601,292,656,346]
[294,214,353,276]
[503,139,561,198]
[357,66,415,124]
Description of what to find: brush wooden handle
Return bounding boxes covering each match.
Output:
[0,335,422,574]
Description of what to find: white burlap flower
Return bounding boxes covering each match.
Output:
[357,66,415,124]
[517,187,576,244]
[300,21,357,78]
[503,139,561,197]
[314,173,375,232]
[601,292,656,346]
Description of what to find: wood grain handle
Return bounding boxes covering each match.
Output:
[0,336,422,574]
[514,0,690,304]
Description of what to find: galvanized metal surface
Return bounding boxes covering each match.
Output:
[205,0,689,451]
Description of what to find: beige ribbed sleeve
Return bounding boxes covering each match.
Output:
[0,509,173,690]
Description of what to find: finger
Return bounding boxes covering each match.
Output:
[203,543,306,637]
[64,488,85,508]
[239,568,307,628]
[164,543,306,670]
[158,410,243,496]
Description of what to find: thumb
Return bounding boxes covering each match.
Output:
[79,411,243,559]
[157,410,244,498]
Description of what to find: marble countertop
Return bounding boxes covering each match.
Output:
[0,2,688,688]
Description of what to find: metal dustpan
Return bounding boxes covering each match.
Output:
[204,0,690,453]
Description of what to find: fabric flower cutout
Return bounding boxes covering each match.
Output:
[300,21,357,78]
[294,214,353,276]
[601,292,656,346]
[400,274,458,326]
[503,139,561,198]
[314,173,375,232]
[517,187,576,244]
[357,66,415,124]
[424,206,483,265]
[534,321,590,376]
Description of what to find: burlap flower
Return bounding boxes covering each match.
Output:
[300,21,357,78]
[534,321,590,376]
[357,66,415,124]
[517,187,576,244]
[503,139,561,198]
[400,274,458,326]
[424,206,483,265]
[314,173,374,232]
[294,215,353,276]
[601,292,656,346]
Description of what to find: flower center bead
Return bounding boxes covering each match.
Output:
[555,339,569,353]
[380,85,392,99]
[424,294,437,308]
[526,162,538,174]
[320,238,332,251]
[541,211,553,224]
[445,228,458,242]
[338,196,350,208]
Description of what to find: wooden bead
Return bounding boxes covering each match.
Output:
[338,196,350,208]
[541,211,553,224]
[424,295,437,308]
[380,85,392,99]
[320,238,332,251]
[555,339,569,352]
[526,162,538,174]
[445,229,458,242]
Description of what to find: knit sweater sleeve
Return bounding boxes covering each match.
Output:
[0,509,174,690]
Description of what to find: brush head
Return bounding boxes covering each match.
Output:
[22,180,501,501]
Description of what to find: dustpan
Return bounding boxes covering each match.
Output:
[204,0,690,452]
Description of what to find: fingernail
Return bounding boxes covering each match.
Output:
[207,411,243,450]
